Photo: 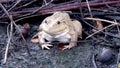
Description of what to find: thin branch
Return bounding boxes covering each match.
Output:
[0,0,22,19]
[115,20,120,33]
[84,18,120,25]
[17,0,54,18]
[15,0,37,10]
[0,2,29,63]
[43,0,47,5]
[0,3,14,63]
[92,54,97,68]
[86,23,116,39]
[86,0,93,18]
[32,0,53,13]
[3,17,13,64]
[79,0,84,18]
[39,0,120,13]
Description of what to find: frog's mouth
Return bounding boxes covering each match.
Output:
[44,25,69,35]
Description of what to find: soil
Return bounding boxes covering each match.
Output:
[0,16,119,68]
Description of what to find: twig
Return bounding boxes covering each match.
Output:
[0,2,30,63]
[38,0,120,13]
[14,0,37,10]
[115,20,120,33]
[0,3,26,42]
[4,17,13,64]
[0,3,14,63]
[0,0,22,19]
[0,2,27,45]
[79,0,84,18]
[84,18,120,25]
[92,54,97,68]
[16,0,119,18]
[86,0,93,18]
[0,22,8,24]
[0,0,119,19]
[7,0,22,12]
[43,0,47,5]
[16,0,53,18]
[84,18,120,39]
[0,0,13,3]
[86,23,116,39]
[32,0,53,14]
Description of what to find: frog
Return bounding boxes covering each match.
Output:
[31,11,82,50]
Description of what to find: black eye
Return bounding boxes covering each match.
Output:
[57,21,60,24]
[45,20,47,23]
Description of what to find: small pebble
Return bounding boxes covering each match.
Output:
[97,48,113,63]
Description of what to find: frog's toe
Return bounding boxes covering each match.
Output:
[41,44,53,49]
[62,45,73,50]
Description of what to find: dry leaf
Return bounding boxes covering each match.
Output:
[23,23,30,30]
[95,20,103,30]
[58,43,65,50]
[31,38,39,43]
[92,20,103,32]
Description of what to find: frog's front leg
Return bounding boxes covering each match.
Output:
[38,32,53,49]
[63,32,78,50]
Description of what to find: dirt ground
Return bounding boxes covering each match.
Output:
[0,16,119,68]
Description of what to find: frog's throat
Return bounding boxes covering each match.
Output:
[43,27,69,35]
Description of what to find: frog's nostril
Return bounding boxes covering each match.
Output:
[57,21,61,24]
[68,38,71,42]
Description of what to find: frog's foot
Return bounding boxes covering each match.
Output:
[62,45,74,50]
[41,44,53,49]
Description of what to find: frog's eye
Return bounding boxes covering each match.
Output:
[57,21,60,24]
[45,20,47,24]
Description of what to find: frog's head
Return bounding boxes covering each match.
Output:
[40,12,71,34]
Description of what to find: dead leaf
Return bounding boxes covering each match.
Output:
[92,20,103,32]
[31,38,39,43]
[23,23,30,30]
[58,43,65,50]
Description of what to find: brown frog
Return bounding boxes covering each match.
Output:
[31,12,82,50]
